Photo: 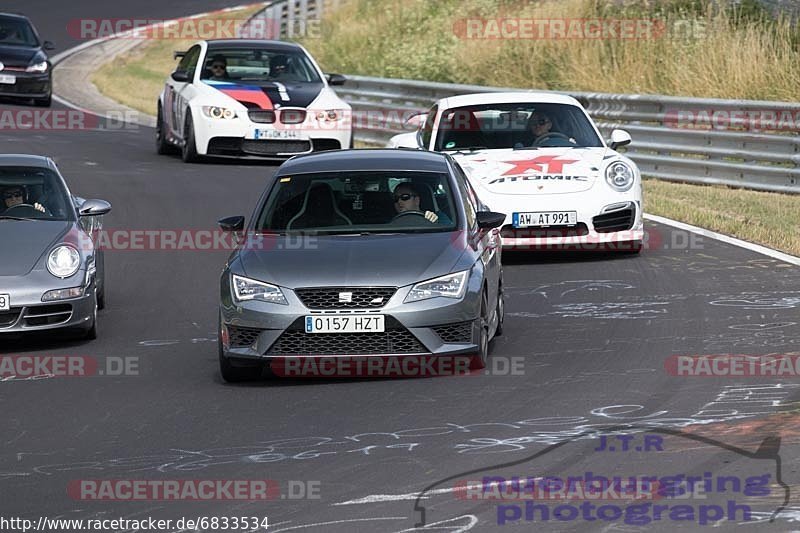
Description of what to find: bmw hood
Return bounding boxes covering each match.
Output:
[203,80,324,109]
[453,147,608,195]
[238,232,467,289]
[0,221,70,276]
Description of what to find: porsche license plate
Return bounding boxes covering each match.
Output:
[305,315,385,334]
[0,294,9,311]
[513,211,577,228]
[253,128,299,140]
[0,75,16,85]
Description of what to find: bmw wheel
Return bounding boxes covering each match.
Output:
[181,112,201,163]
[156,103,177,155]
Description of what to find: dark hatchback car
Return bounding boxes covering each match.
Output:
[217,149,506,381]
[0,13,54,107]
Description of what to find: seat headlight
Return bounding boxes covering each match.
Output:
[47,245,81,278]
[605,161,635,192]
[201,106,237,119]
[232,274,288,305]
[405,270,469,303]
[26,61,48,73]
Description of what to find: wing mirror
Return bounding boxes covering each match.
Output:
[171,70,190,83]
[43,41,55,51]
[325,73,347,86]
[476,211,506,230]
[405,112,428,130]
[218,216,245,232]
[78,199,112,217]
[608,129,632,150]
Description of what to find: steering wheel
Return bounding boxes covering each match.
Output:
[533,132,572,146]
[3,203,39,216]
[391,210,429,222]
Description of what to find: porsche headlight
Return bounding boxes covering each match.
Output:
[232,274,288,305]
[201,106,237,119]
[26,61,48,73]
[605,161,635,192]
[316,109,344,121]
[47,245,81,278]
[405,270,469,303]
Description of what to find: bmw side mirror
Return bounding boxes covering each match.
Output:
[219,216,245,232]
[171,70,190,83]
[325,73,347,86]
[476,211,506,230]
[78,199,112,217]
[608,129,632,150]
[43,41,55,51]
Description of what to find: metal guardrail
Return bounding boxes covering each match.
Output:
[261,0,800,194]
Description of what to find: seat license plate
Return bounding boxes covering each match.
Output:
[513,211,577,228]
[305,315,385,334]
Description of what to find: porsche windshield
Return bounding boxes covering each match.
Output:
[434,102,603,150]
[0,167,74,221]
[255,172,458,234]
[201,48,322,83]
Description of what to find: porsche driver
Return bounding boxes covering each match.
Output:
[1,185,45,214]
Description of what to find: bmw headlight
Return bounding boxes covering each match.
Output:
[232,274,288,305]
[201,106,237,119]
[605,161,635,192]
[405,270,469,303]
[26,61,48,73]
[47,245,81,278]
[316,109,344,121]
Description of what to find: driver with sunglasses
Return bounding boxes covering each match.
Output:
[392,183,451,224]
[1,185,46,214]
[207,55,230,81]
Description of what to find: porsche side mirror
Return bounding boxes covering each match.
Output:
[608,129,632,150]
[405,112,427,130]
[79,199,112,217]
[326,73,347,86]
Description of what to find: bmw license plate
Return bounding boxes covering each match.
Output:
[252,128,298,140]
[513,211,577,228]
[305,315,385,334]
[0,75,16,85]
[0,294,9,311]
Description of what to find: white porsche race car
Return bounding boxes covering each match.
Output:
[388,92,644,252]
[157,39,352,162]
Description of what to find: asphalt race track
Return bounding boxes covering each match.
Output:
[1,1,800,532]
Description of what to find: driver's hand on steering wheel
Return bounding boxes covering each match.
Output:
[424,210,438,223]
[34,202,45,213]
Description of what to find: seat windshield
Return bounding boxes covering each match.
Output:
[255,171,458,234]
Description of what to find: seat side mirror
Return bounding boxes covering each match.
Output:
[476,211,506,230]
[218,215,245,232]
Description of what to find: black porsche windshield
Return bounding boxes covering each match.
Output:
[201,48,322,83]
[0,17,39,47]
[434,102,603,150]
[0,167,74,221]
[255,172,458,234]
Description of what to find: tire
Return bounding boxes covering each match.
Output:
[181,111,201,163]
[218,328,262,382]
[494,281,504,337]
[470,289,490,370]
[34,95,51,107]
[623,240,643,254]
[156,103,177,155]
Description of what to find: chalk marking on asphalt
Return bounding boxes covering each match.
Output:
[333,481,516,506]
[644,213,800,267]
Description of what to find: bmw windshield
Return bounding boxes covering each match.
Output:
[254,171,458,234]
[201,48,322,83]
[434,102,603,151]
